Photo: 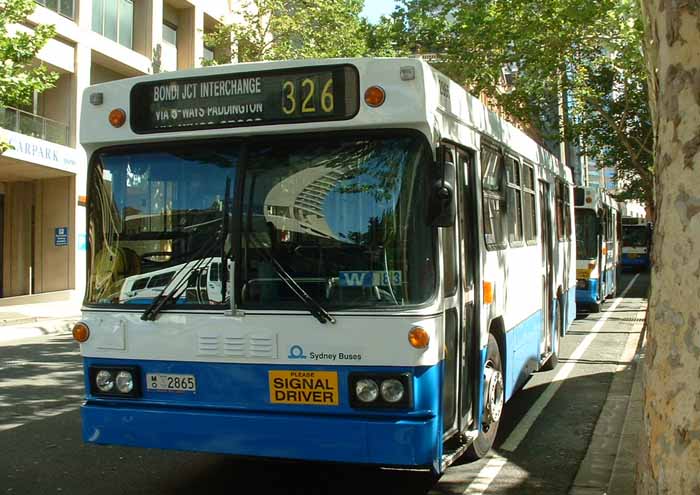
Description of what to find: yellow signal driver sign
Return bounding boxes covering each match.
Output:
[269,370,339,406]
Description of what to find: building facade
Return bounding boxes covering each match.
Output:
[0,0,236,302]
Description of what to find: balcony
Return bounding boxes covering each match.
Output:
[0,106,69,146]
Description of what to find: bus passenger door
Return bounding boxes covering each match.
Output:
[441,145,460,437]
[539,181,554,356]
[440,144,477,439]
[457,149,476,432]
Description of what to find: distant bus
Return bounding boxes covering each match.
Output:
[75,57,575,477]
[574,187,620,312]
[119,257,226,304]
[621,222,652,270]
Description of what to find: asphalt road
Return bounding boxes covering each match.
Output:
[0,272,648,495]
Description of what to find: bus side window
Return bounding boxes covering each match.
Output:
[506,156,524,245]
[555,180,566,241]
[522,163,537,244]
[481,145,506,249]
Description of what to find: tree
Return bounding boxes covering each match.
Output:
[381,0,654,210]
[0,0,58,152]
[637,1,700,493]
[203,0,369,64]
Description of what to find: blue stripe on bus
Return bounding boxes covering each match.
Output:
[81,359,442,469]
[565,288,577,333]
[576,278,600,305]
[504,310,543,401]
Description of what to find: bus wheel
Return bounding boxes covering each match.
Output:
[590,300,601,313]
[465,333,504,460]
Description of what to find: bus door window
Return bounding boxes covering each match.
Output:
[441,145,459,436]
[539,181,554,354]
[457,149,476,431]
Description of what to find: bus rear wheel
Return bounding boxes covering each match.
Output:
[465,333,504,460]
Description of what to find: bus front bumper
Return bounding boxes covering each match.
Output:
[81,403,440,469]
[621,255,649,267]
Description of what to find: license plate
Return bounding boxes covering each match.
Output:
[628,254,638,258]
[146,373,196,393]
[269,370,339,406]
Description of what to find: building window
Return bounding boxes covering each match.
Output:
[92,0,133,49]
[481,145,507,250]
[35,0,75,19]
[163,21,177,45]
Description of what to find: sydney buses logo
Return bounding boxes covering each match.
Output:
[288,345,307,359]
[287,344,362,362]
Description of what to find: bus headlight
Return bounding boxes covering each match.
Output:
[355,379,379,402]
[115,371,134,393]
[380,379,404,403]
[349,373,412,409]
[95,370,114,392]
[89,366,141,397]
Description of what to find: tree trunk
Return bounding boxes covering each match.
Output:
[638,1,700,493]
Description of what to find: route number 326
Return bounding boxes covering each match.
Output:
[281,77,334,116]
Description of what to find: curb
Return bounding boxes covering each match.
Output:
[569,308,646,495]
[607,337,645,493]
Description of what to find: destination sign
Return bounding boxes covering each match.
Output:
[130,65,359,133]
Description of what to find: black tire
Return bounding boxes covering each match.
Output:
[465,333,504,460]
[590,300,602,313]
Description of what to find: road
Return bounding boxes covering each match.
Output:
[0,272,648,495]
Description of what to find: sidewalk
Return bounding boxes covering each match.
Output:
[569,306,646,495]
[0,290,82,342]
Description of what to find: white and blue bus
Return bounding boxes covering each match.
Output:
[621,220,652,271]
[75,58,575,476]
[574,186,620,312]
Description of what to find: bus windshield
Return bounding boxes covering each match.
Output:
[575,209,598,259]
[86,134,436,310]
[622,225,649,247]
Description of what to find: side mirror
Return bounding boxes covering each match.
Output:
[430,157,457,227]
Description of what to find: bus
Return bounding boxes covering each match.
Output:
[621,220,652,271]
[574,186,620,312]
[74,58,576,476]
[118,257,227,304]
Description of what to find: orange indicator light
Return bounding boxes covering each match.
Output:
[72,322,90,343]
[364,86,386,107]
[483,281,494,304]
[408,327,430,349]
[108,108,126,128]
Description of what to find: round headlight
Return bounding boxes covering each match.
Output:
[380,379,405,403]
[115,371,134,393]
[96,370,114,392]
[355,378,379,403]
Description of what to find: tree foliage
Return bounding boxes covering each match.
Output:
[203,0,370,64]
[0,0,58,152]
[380,0,653,208]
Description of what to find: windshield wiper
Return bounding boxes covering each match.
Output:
[245,231,335,325]
[140,253,216,321]
[141,181,232,321]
